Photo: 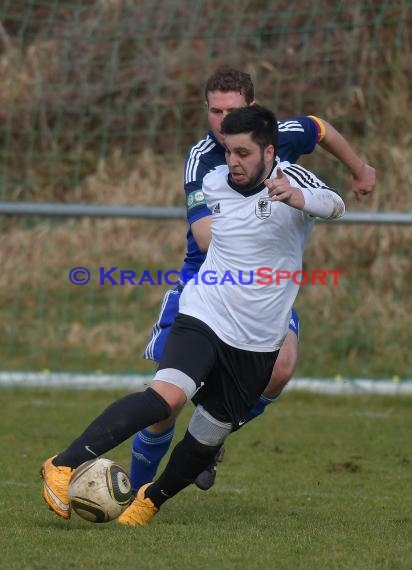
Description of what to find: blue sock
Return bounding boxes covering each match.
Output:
[129,423,175,492]
[246,393,280,422]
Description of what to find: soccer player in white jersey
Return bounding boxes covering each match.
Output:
[130,66,375,493]
[41,104,345,525]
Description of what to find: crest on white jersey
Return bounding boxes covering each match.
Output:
[255,197,271,219]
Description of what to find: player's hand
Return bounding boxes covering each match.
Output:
[265,168,304,209]
[351,163,376,200]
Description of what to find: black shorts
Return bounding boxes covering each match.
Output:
[157,313,279,429]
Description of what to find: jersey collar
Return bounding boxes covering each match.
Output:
[208,129,224,149]
[227,159,278,197]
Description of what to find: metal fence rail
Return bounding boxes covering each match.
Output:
[1,202,412,224]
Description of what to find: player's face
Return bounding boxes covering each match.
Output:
[206,91,254,145]
[224,133,275,188]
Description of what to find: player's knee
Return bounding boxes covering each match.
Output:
[188,405,232,447]
[166,430,222,484]
[144,417,176,435]
[264,346,298,396]
[150,380,187,415]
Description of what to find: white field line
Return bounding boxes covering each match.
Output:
[0,372,411,394]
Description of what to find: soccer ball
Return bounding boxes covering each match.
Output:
[68,458,132,523]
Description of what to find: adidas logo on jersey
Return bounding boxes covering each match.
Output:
[212,203,221,214]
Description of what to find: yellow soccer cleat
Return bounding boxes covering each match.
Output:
[117,483,158,526]
[41,456,73,519]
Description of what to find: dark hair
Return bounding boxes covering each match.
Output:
[205,65,254,104]
[220,105,278,151]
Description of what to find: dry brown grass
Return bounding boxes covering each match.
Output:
[0,0,410,200]
[1,184,410,375]
[0,1,411,375]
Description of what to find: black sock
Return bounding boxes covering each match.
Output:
[53,388,171,469]
[146,431,221,508]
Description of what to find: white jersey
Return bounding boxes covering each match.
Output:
[179,160,335,352]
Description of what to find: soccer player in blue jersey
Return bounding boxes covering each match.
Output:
[128,66,376,493]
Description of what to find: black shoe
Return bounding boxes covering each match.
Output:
[194,446,225,491]
[194,463,216,491]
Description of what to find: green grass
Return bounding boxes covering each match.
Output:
[1,388,411,569]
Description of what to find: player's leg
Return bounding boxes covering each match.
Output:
[41,380,186,519]
[195,329,298,489]
[194,310,299,491]
[246,308,299,420]
[129,287,181,492]
[119,341,278,526]
[119,408,232,526]
[41,314,211,520]
[129,417,176,493]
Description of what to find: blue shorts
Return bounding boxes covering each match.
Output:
[144,286,300,363]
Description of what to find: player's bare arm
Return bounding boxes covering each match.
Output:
[318,119,376,199]
[350,162,376,198]
[191,215,212,252]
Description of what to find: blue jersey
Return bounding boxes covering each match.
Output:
[181,116,322,277]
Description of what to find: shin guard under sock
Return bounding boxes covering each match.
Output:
[146,431,220,508]
[54,388,171,468]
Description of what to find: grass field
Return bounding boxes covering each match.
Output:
[1,387,411,570]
